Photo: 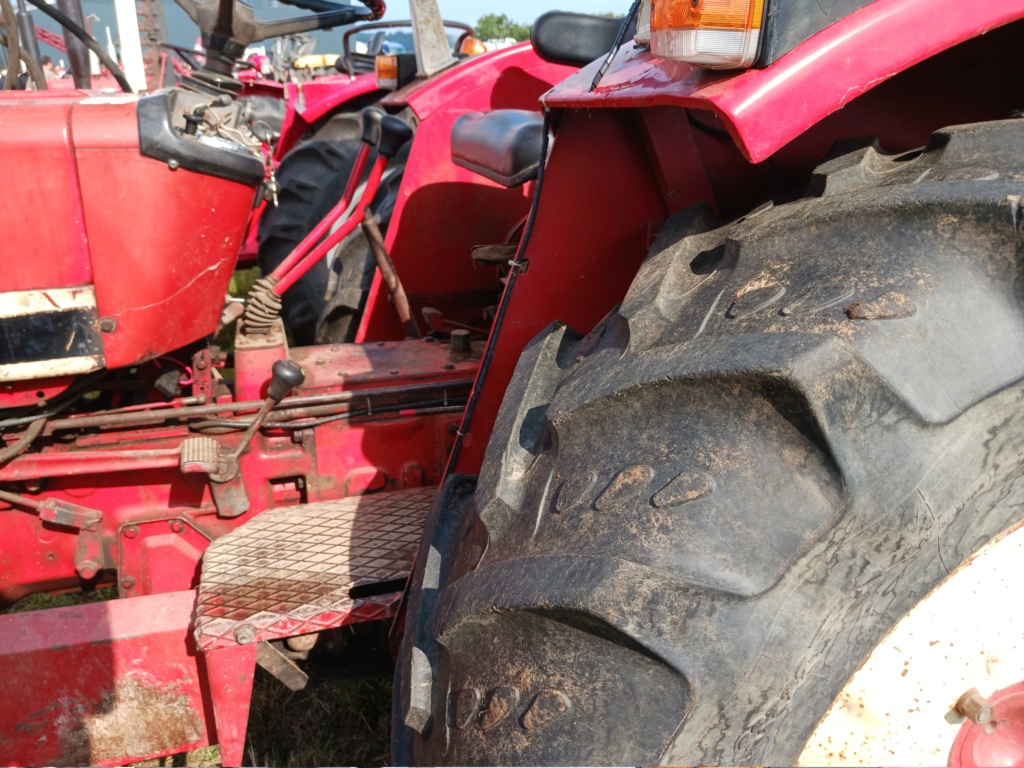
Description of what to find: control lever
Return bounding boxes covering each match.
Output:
[230,359,305,462]
[179,359,304,518]
[264,107,384,286]
[268,113,414,297]
[242,108,388,335]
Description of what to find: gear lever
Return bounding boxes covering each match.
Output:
[230,359,305,462]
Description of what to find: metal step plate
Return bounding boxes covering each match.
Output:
[194,486,434,651]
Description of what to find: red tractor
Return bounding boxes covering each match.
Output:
[3,0,1024,765]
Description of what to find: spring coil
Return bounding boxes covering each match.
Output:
[243,276,283,334]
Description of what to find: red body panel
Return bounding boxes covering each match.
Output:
[453,109,670,470]
[0,590,215,766]
[545,0,1024,163]
[0,93,258,370]
[0,93,93,291]
[259,73,382,161]
[384,42,571,120]
[72,100,256,368]
[359,44,575,341]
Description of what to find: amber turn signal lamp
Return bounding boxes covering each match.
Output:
[459,37,488,55]
[648,0,765,69]
[375,55,400,89]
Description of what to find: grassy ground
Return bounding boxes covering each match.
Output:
[245,671,392,767]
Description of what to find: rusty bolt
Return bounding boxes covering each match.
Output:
[76,560,100,580]
[122,525,139,539]
[285,633,318,652]
[195,359,208,371]
[956,688,994,725]
[98,317,117,333]
[234,624,256,645]
[169,520,185,533]
[121,576,135,590]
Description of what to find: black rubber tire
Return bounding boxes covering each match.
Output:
[395,118,1024,765]
[258,134,410,345]
[257,139,362,346]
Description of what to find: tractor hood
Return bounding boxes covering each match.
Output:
[0,90,258,378]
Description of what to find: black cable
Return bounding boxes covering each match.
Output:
[0,371,106,430]
[590,0,643,92]
[440,110,553,481]
[22,0,133,93]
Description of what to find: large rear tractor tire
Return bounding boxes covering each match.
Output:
[395,118,1024,765]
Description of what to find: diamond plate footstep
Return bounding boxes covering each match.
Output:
[195,486,434,651]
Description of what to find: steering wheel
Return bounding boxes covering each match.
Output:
[172,0,384,83]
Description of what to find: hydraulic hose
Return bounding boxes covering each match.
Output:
[22,0,133,93]
[0,0,21,90]
[0,29,47,89]
[0,417,46,465]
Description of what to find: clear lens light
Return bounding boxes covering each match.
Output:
[635,0,652,44]
[650,0,764,69]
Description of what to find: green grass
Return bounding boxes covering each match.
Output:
[230,266,262,298]
[0,585,118,613]
[245,671,393,767]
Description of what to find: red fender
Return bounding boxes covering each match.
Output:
[545,0,1024,163]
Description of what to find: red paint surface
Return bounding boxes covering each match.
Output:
[265,74,383,160]
[545,0,1024,163]
[950,682,1024,767]
[359,44,574,341]
[203,644,257,768]
[0,590,215,766]
[385,42,572,121]
[0,93,257,369]
[454,109,669,472]
[71,99,256,369]
[0,93,93,291]
[0,338,470,606]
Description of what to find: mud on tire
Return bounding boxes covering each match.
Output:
[395,119,1024,765]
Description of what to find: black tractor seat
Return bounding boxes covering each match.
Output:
[450,109,545,188]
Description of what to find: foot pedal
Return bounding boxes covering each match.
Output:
[194,486,434,651]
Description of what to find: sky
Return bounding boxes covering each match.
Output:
[384,1,628,25]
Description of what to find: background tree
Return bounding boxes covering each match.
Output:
[475,13,530,42]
